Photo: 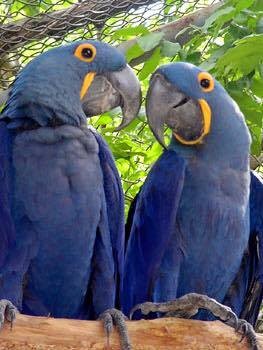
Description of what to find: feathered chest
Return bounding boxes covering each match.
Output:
[10,126,104,260]
[176,159,250,254]
[9,126,106,316]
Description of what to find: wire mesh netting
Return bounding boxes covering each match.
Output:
[0,0,262,208]
[0,0,218,88]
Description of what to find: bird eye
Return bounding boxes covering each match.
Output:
[82,48,93,59]
[74,43,96,63]
[200,79,210,89]
[198,72,214,92]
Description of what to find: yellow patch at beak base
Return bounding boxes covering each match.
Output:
[80,72,96,100]
[173,98,211,146]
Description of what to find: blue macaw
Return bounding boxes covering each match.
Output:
[123,63,262,348]
[0,40,141,337]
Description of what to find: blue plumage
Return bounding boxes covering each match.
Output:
[224,172,263,325]
[123,62,263,325]
[0,40,140,319]
[123,151,185,315]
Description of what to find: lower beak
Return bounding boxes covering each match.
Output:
[81,65,141,130]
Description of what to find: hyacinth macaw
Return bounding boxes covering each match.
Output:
[0,40,141,341]
[123,63,262,348]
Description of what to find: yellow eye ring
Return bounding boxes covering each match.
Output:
[198,72,214,92]
[74,43,96,63]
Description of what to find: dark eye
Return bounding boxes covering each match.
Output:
[198,72,214,92]
[81,48,93,59]
[74,43,97,62]
[200,79,210,89]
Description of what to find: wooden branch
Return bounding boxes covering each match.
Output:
[0,0,159,53]
[119,1,224,67]
[0,314,262,349]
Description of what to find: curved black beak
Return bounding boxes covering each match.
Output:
[82,65,141,130]
[146,73,205,147]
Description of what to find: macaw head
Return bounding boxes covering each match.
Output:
[146,62,251,153]
[3,40,141,129]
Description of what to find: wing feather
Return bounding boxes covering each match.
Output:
[89,129,125,309]
[122,150,186,315]
[224,172,263,326]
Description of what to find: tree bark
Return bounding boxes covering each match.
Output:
[0,314,262,349]
[0,0,159,54]
[118,1,224,67]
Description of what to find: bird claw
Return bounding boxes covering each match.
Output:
[99,308,131,350]
[130,302,154,319]
[0,299,17,330]
[129,293,259,350]
[234,319,259,350]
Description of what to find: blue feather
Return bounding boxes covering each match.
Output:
[224,171,263,325]
[0,122,29,309]
[122,150,185,316]
[91,129,125,308]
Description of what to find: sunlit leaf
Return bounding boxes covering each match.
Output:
[137,32,164,52]
[139,47,161,80]
[126,43,144,62]
[112,25,149,40]
[161,40,181,57]
[202,6,236,32]
[216,34,263,75]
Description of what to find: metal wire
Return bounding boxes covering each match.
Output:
[0,0,213,88]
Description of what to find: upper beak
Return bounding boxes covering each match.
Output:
[146,73,209,147]
[81,65,141,130]
[146,73,186,148]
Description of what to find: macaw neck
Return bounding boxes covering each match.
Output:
[1,60,87,129]
[168,98,251,172]
[168,138,197,161]
[2,89,86,130]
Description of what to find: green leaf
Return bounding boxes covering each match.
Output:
[248,122,262,155]
[251,0,263,11]
[145,142,163,162]
[234,0,255,12]
[126,43,144,63]
[216,34,263,75]
[202,6,236,32]
[138,47,161,80]
[257,16,263,33]
[251,76,263,97]
[161,40,181,57]
[95,115,112,126]
[200,46,230,71]
[186,51,202,64]
[112,25,149,40]
[137,32,164,52]
[229,87,263,155]
[228,23,250,39]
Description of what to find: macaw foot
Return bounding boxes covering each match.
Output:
[99,308,132,350]
[0,299,17,329]
[130,293,259,350]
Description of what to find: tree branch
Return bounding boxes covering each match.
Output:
[118,1,224,67]
[0,314,262,349]
[0,0,159,54]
